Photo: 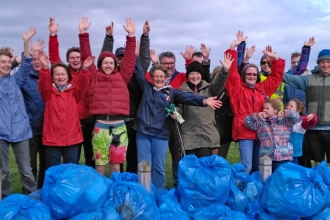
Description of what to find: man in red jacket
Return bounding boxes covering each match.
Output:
[48,17,95,168]
[146,51,186,187]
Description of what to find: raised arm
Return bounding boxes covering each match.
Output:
[209,53,233,96]
[301,113,318,130]
[37,51,52,101]
[78,16,96,74]
[139,21,151,73]
[260,46,285,96]
[239,45,255,74]
[74,56,94,102]
[282,110,300,127]
[237,41,246,68]
[120,18,136,85]
[101,22,114,53]
[48,17,61,64]
[291,37,315,75]
[15,27,36,87]
[283,73,308,91]
[181,45,195,69]
[201,43,212,83]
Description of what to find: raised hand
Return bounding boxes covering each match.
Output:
[180,45,195,60]
[150,49,158,64]
[306,113,315,121]
[204,96,222,110]
[143,21,150,36]
[49,17,59,36]
[83,56,95,70]
[123,18,135,37]
[262,45,279,61]
[220,53,234,72]
[277,110,285,120]
[30,39,45,54]
[22,27,37,43]
[37,51,49,68]
[135,40,140,56]
[200,43,211,61]
[230,30,247,49]
[246,45,256,59]
[304,37,315,47]
[105,22,114,36]
[79,16,91,33]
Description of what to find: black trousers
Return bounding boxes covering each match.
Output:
[125,120,138,173]
[78,118,95,168]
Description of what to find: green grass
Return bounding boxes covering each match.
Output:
[8,143,241,194]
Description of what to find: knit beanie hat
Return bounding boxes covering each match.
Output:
[317,49,330,64]
[186,61,204,79]
[241,63,261,83]
[97,51,117,69]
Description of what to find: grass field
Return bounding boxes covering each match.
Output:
[8,143,241,194]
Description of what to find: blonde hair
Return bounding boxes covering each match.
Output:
[264,99,281,111]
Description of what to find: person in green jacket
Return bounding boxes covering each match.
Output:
[173,53,233,157]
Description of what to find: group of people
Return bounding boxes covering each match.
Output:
[1,17,329,197]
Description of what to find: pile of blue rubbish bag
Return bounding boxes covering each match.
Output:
[1,154,330,220]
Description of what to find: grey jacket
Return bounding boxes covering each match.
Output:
[177,68,229,150]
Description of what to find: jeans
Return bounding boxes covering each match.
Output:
[0,139,37,198]
[78,119,95,168]
[45,145,80,168]
[29,135,47,189]
[238,139,260,174]
[136,131,168,191]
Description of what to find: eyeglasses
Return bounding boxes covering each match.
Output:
[161,62,175,66]
[245,72,258,77]
[261,61,270,66]
[152,75,165,79]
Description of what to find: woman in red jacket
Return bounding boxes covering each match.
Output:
[225,31,285,174]
[38,51,94,168]
[78,17,136,175]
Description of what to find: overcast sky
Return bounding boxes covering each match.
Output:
[1,0,329,72]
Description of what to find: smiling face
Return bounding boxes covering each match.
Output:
[52,66,69,86]
[68,51,81,71]
[101,57,115,75]
[151,69,166,89]
[261,58,271,73]
[319,60,330,75]
[291,56,300,69]
[32,51,43,72]
[263,103,278,118]
[286,100,297,112]
[0,55,11,77]
[188,71,202,85]
[160,57,175,76]
[245,67,258,85]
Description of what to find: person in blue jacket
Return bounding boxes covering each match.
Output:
[283,49,330,167]
[134,62,221,191]
[0,28,37,198]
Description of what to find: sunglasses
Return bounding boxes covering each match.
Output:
[246,72,258,77]
[261,61,271,66]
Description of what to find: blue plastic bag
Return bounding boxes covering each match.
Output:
[112,181,160,219]
[42,164,111,219]
[192,204,246,220]
[157,188,190,220]
[314,161,330,207]
[0,194,51,220]
[305,207,330,220]
[227,164,263,212]
[177,155,231,215]
[260,162,328,218]
[110,172,158,201]
[69,205,120,220]
[250,171,262,184]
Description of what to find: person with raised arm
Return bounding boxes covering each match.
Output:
[0,28,37,198]
[225,31,285,174]
[134,61,222,191]
[48,17,95,168]
[38,51,92,168]
[100,21,151,173]
[174,53,232,157]
[78,17,136,176]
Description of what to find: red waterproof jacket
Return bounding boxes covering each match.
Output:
[79,33,136,118]
[225,49,285,141]
[38,68,89,146]
[48,35,90,119]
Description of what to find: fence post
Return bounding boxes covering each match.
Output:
[259,155,272,183]
[138,161,151,193]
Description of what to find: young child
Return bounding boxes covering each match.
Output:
[244,99,300,172]
[285,99,317,164]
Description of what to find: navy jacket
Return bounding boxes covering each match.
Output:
[20,60,45,135]
[133,60,207,139]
